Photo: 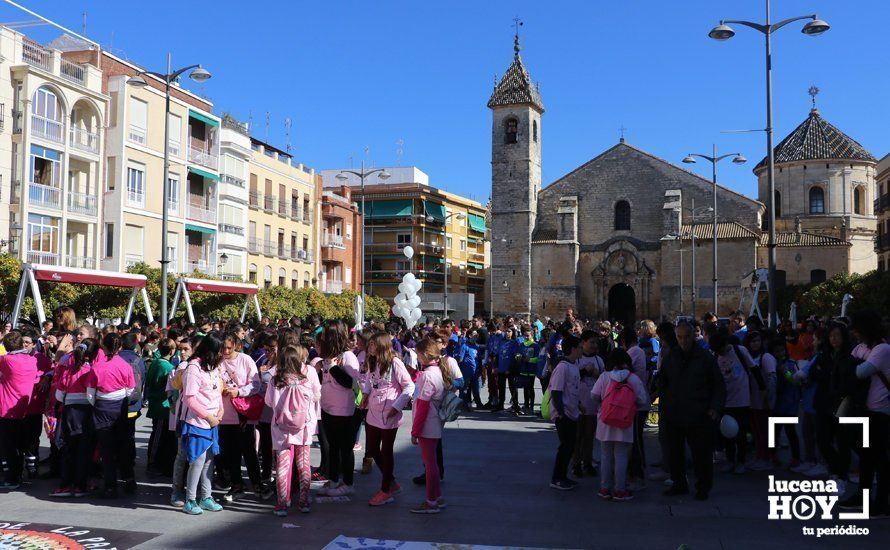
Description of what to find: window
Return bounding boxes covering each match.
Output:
[27,214,59,260]
[168,114,182,156]
[104,223,114,257]
[291,270,299,289]
[397,233,412,248]
[304,272,311,288]
[29,144,62,190]
[460,239,466,251]
[854,186,865,215]
[446,236,452,249]
[32,87,62,141]
[166,232,178,272]
[263,266,272,289]
[810,269,827,284]
[774,190,782,219]
[128,97,147,144]
[614,200,631,230]
[248,263,257,283]
[106,157,116,191]
[126,165,145,207]
[809,187,825,214]
[167,174,179,215]
[279,267,286,287]
[124,224,144,265]
[533,120,538,142]
[346,223,353,240]
[220,204,244,234]
[504,118,518,144]
[345,267,351,283]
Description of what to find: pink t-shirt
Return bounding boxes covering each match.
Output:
[219,352,260,425]
[863,343,890,412]
[577,355,603,415]
[88,352,136,398]
[412,364,445,439]
[264,365,321,449]
[56,362,93,404]
[718,346,751,408]
[0,352,39,419]
[319,350,360,417]
[26,354,53,415]
[181,361,223,429]
[365,357,415,430]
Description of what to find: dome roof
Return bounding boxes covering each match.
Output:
[755,109,876,171]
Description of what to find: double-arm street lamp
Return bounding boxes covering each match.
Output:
[663,201,713,318]
[682,145,746,315]
[128,54,211,327]
[336,163,390,326]
[708,2,829,326]
[428,211,465,319]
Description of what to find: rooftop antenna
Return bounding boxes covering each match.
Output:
[284,117,293,154]
[808,85,820,112]
[247,109,253,131]
[82,11,86,35]
[396,138,404,166]
[264,111,270,142]
[364,146,371,168]
[512,16,523,57]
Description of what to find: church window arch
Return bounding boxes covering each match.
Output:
[853,185,865,215]
[774,191,782,219]
[532,120,538,142]
[809,186,825,214]
[614,200,631,231]
[504,117,518,144]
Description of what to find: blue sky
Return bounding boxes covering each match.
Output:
[5,0,887,203]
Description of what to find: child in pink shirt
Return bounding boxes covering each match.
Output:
[0,331,40,489]
[410,337,448,514]
[265,345,320,515]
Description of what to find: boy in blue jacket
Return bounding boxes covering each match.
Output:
[484,328,504,409]
[519,326,541,414]
[495,328,521,413]
[458,329,482,407]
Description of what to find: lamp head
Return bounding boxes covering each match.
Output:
[189,66,212,82]
[682,155,697,164]
[335,172,348,181]
[378,170,391,181]
[732,154,747,165]
[802,18,830,36]
[127,75,148,88]
[708,23,735,41]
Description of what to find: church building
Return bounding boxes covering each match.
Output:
[488,37,878,323]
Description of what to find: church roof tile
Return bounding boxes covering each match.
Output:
[679,221,759,240]
[487,53,544,113]
[759,231,851,248]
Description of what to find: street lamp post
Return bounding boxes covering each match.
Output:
[336,163,391,326]
[682,145,746,315]
[709,3,829,326]
[128,54,211,328]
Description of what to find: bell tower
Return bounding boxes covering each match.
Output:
[488,28,544,317]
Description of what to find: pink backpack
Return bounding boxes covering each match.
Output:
[274,379,312,434]
[599,379,636,429]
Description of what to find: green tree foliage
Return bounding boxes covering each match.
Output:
[799,270,890,317]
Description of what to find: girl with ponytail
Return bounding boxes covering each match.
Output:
[409,336,448,514]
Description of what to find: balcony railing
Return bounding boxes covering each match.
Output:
[324,280,344,294]
[248,191,261,208]
[59,58,86,85]
[66,256,95,270]
[323,233,345,248]
[69,126,99,154]
[303,211,312,224]
[294,249,313,263]
[222,174,245,188]
[248,238,275,256]
[31,114,63,143]
[168,139,181,157]
[263,194,276,212]
[22,38,51,71]
[29,182,62,210]
[187,259,215,275]
[128,125,146,144]
[278,200,289,216]
[167,199,179,216]
[219,272,244,282]
[125,253,144,268]
[219,223,244,235]
[27,250,59,265]
[186,203,217,224]
[66,191,97,216]
[290,206,302,221]
[277,243,292,259]
[188,146,219,170]
[127,190,145,208]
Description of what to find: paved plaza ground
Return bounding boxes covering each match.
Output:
[1,402,887,549]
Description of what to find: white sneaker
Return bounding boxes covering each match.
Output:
[733,464,747,475]
[803,463,828,477]
[790,461,814,474]
[663,478,674,487]
[325,484,355,497]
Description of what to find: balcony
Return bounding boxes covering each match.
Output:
[22,38,51,71]
[248,238,275,256]
[290,206,303,221]
[31,114,63,143]
[324,280,344,294]
[323,233,345,248]
[66,191,98,216]
[127,190,145,208]
[219,272,243,282]
[60,58,86,86]
[303,211,313,225]
[875,194,890,214]
[277,243,292,259]
[125,253,144,268]
[294,249,313,263]
[187,259,215,275]
[29,182,62,210]
[66,256,95,270]
[27,250,59,265]
[186,203,217,224]
[222,174,245,188]
[69,126,99,154]
[188,146,219,170]
[277,200,289,217]
[219,223,244,236]
[128,125,146,144]
[263,194,277,212]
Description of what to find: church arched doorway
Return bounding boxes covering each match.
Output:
[608,283,635,326]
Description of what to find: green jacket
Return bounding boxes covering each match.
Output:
[145,356,175,420]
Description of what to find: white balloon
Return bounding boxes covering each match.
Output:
[398,282,409,294]
[405,319,416,330]
[394,293,407,307]
[408,295,421,308]
[402,245,414,260]
[412,279,423,293]
[403,272,416,284]
[719,415,739,439]
[391,304,401,316]
[409,308,422,322]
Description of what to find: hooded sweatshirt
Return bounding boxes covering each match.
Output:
[590,368,648,443]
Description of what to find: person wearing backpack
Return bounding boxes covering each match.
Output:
[265,344,320,516]
[548,334,582,491]
[709,327,752,475]
[362,332,415,507]
[410,336,452,514]
[742,331,777,471]
[591,349,648,501]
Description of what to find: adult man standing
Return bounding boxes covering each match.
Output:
[659,322,725,500]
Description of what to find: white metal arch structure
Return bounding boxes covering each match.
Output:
[169,277,261,324]
[11,263,153,328]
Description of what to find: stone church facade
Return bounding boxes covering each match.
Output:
[488,38,878,323]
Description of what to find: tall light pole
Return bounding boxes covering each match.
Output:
[429,211,465,319]
[682,145,746,315]
[336,163,390,326]
[708,3,829,326]
[128,55,211,327]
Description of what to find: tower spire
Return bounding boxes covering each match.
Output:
[512,16,523,58]
[808,85,820,114]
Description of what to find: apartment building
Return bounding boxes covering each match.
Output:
[247,138,319,289]
[320,185,362,294]
[877,154,890,272]
[216,115,251,281]
[319,166,488,312]
[59,47,222,276]
[0,28,107,268]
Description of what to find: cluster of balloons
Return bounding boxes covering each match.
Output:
[392,245,423,329]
